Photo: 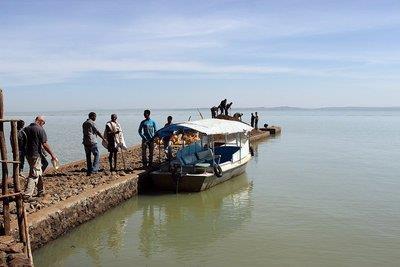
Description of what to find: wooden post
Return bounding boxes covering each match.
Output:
[0,89,11,235]
[22,205,33,266]
[11,121,27,246]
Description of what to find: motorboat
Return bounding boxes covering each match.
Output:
[150,118,253,192]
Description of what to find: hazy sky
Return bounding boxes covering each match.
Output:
[1,0,400,111]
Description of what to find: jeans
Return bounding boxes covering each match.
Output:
[19,151,25,172]
[85,144,100,174]
[141,140,154,166]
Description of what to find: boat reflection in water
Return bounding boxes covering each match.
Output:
[33,174,254,266]
[139,174,254,258]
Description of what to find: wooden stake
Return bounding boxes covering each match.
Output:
[0,191,23,200]
[0,89,34,265]
[0,89,11,235]
[22,205,34,266]
[11,121,27,245]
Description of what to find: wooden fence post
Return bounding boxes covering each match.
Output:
[11,121,27,246]
[0,89,11,235]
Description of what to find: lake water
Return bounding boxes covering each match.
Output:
[9,109,400,266]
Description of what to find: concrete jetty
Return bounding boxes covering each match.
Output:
[250,126,282,142]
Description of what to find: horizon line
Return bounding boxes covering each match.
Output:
[7,105,400,114]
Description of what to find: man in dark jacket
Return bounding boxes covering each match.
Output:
[251,113,255,127]
[82,112,106,176]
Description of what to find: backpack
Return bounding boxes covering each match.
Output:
[18,128,28,153]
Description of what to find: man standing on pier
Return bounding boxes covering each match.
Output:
[104,114,122,173]
[251,113,255,127]
[138,110,157,167]
[82,112,106,176]
[24,116,58,197]
[138,109,157,167]
[254,112,259,130]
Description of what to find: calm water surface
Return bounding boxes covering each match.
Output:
[10,109,400,266]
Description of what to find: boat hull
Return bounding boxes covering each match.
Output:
[151,157,250,192]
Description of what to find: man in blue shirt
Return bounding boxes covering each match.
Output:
[138,109,157,167]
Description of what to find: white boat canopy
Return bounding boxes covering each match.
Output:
[155,118,253,138]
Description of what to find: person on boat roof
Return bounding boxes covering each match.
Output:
[138,109,157,167]
[210,106,218,118]
[218,99,227,115]
[225,102,233,116]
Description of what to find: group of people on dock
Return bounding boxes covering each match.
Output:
[82,110,159,177]
[14,106,263,199]
[82,112,127,176]
[13,110,161,199]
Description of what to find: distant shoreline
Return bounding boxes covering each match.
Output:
[8,106,400,114]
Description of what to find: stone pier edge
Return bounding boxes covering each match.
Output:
[11,173,140,250]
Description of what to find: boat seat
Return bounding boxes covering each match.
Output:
[196,149,221,165]
[214,146,240,163]
[179,149,221,167]
[196,149,213,161]
[180,154,198,166]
